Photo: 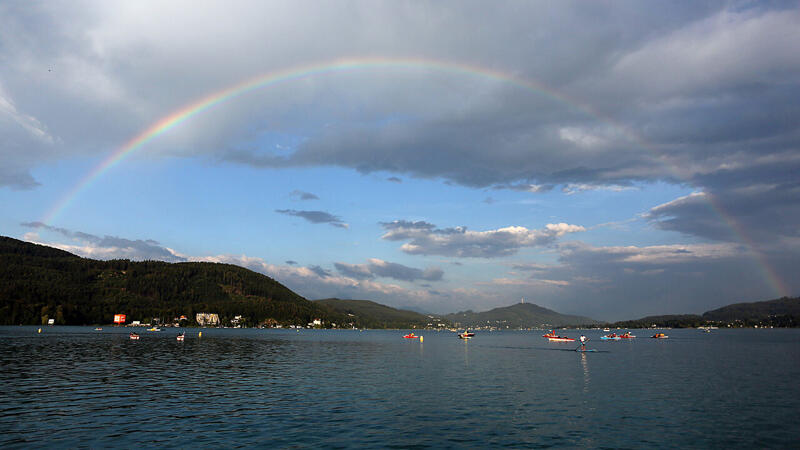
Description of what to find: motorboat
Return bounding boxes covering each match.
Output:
[176,332,185,341]
[147,327,161,332]
[129,332,140,340]
[458,330,475,339]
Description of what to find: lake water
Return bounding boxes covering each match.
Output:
[1,327,798,448]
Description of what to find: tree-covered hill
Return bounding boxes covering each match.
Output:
[0,236,343,326]
[314,298,447,329]
[609,297,800,328]
[701,296,799,327]
[443,302,598,328]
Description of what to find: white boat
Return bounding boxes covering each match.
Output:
[176,332,185,341]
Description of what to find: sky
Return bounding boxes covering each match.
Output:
[1,1,798,320]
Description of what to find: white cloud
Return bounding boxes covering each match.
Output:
[382,220,586,258]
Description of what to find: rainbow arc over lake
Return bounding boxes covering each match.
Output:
[39,56,790,297]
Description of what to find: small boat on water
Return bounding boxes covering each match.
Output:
[619,332,635,339]
[94,327,103,331]
[403,333,419,339]
[651,333,668,339]
[176,332,185,342]
[458,330,475,339]
[147,327,161,332]
[129,332,140,340]
[542,330,575,342]
[603,328,611,332]
[601,333,621,340]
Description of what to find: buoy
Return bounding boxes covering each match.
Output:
[419,336,424,343]
[198,331,202,338]
[38,328,42,334]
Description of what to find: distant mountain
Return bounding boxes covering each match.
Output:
[610,297,800,328]
[0,236,344,326]
[443,302,598,328]
[314,298,446,329]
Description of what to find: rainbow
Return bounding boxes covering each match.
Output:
[39,56,789,297]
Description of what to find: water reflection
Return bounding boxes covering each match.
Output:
[580,352,590,393]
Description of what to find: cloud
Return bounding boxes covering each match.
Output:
[285,260,297,265]
[334,258,443,282]
[387,176,402,183]
[380,220,585,258]
[645,186,800,247]
[289,190,319,201]
[275,209,348,228]
[21,222,185,262]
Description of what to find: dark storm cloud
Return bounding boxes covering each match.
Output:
[334,258,444,282]
[275,209,348,228]
[21,222,185,262]
[546,241,798,320]
[3,3,798,222]
[645,180,800,247]
[380,220,585,258]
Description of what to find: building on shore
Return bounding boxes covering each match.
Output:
[196,313,220,327]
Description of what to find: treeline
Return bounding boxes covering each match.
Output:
[609,297,800,328]
[314,298,443,329]
[0,237,345,326]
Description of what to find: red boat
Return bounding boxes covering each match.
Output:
[619,332,636,339]
[458,330,475,339]
[542,330,575,342]
[129,332,140,340]
[403,333,419,339]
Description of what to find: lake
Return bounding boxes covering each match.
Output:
[1,327,798,448]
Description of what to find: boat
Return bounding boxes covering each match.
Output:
[619,332,635,339]
[402,333,419,339]
[458,330,475,339]
[603,328,611,332]
[601,333,621,340]
[176,332,185,341]
[129,332,140,340]
[94,327,103,331]
[542,330,575,342]
[651,333,668,339]
[147,327,161,332]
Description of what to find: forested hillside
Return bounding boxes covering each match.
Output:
[0,236,341,326]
